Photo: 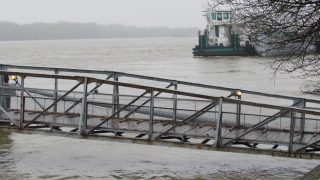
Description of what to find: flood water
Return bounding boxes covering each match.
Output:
[0,37,319,179]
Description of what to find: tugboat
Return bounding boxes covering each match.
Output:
[192,1,258,56]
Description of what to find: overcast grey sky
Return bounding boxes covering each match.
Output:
[1,0,206,28]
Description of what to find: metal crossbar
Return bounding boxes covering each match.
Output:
[64,83,101,113]
[124,83,173,119]
[296,139,320,152]
[64,75,113,113]
[14,79,45,110]
[87,88,151,134]
[224,110,290,146]
[154,100,219,140]
[24,79,84,128]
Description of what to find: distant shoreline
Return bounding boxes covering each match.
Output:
[0,21,199,41]
[0,36,197,42]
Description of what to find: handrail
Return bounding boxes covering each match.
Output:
[0,70,319,116]
[1,64,319,104]
[0,69,319,156]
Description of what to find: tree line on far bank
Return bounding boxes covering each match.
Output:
[0,21,199,41]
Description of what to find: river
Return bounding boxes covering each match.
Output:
[0,37,319,179]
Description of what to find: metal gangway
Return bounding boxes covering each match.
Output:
[0,64,320,159]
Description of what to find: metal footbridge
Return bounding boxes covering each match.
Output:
[0,64,320,159]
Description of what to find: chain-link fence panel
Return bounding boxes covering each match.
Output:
[177,99,212,112]
[17,94,83,127]
[195,110,218,124]
[295,114,320,145]
[9,95,20,110]
[220,100,294,144]
[303,114,320,132]
[221,112,238,127]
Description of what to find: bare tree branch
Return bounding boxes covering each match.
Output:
[223,0,320,78]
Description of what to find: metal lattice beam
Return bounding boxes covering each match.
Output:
[124,83,173,119]
[87,88,151,134]
[296,139,320,152]
[24,79,84,128]
[154,100,219,140]
[0,106,18,126]
[224,110,290,146]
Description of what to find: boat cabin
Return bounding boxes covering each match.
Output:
[206,5,234,47]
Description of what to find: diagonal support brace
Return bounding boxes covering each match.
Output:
[0,106,18,126]
[295,139,320,152]
[224,109,290,146]
[64,75,113,113]
[154,100,219,140]
[24,79,84,128]
[14,79,45,110]
[87,88,151,134]
[64,83,101,113]
[124,83,173,119]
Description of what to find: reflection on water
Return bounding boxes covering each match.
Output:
[0,131,14,179]
[0,131,12,146]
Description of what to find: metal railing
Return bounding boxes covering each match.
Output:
[1,64,320,107]
[0,68,319,158]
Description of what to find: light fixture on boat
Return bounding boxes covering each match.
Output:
[10,75,17,80]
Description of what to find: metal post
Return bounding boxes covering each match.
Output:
[173,83,177,125]
[79,77,88,135]
[300,99,306,133]
[112,73,119,117]
[0,74,3,108]
[236,95,241,126]
[19,75,25,129]
[293,98,306,134]
[289,109,295,153]
[0,74,4,120]
[51,69,59,130]
[149,88,154,140]
[214,97,223,147]
[0,65,5,112]
[53,69,59,112]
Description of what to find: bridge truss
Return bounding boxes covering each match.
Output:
[0,64,320,159]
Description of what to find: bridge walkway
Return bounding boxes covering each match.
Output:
[0,64,319,159]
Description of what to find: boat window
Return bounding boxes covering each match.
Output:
[217,13,222,21]
[211,13,216,20]
[223,13,229,19]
